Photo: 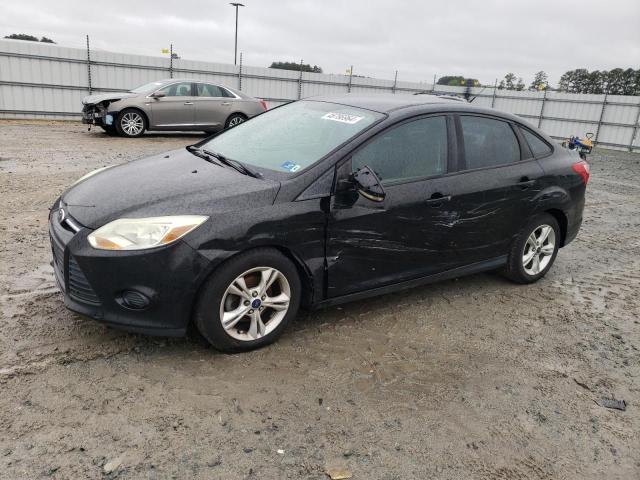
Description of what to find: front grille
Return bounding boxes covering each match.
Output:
[68,255,101,306]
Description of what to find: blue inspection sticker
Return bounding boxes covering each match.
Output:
[281,161,301,172]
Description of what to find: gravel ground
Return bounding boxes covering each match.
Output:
[0,120,639,480]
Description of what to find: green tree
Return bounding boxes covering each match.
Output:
[269,61,322,73]
[585,70,605,94]
[499,73,517,90]
[40,36,55,43]
[530,71,549,90]
[516,77,525,91]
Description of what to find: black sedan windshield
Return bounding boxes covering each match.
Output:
[201,100,383,174]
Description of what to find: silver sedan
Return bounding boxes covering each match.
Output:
[81,79,267,137]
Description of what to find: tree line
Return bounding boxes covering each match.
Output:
[558,68,639,95]
[4,33,55,43]
[490,69,639,95]
[269,61,322,73]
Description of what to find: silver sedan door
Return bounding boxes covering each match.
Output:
[149,82,196,128]
[194,83,233,130]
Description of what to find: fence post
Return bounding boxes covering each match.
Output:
[392,70,398,94]
[594,91,608,145]
[629,102,640,152]
[537,88,548,128]
[297,59,303,99]
[238,52,243,90]
[490,79,497,108]
[432,74,436,93]
[169,43,173,78]
[347,65,353,93]
[85,35,92,95]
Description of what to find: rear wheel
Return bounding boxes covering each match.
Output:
[225,113,246,129]
[504,213,560,284]
[194,249,301,353]
[116,109,147,137]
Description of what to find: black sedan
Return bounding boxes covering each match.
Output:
[49,94,588,352]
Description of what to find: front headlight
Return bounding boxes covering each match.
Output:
[88,215,208,250]
[72,166,114,187]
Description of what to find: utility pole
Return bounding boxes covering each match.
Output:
[230,3,245,65]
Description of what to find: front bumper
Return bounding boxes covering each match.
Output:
[81,105,115,126]
[49,202,211,336]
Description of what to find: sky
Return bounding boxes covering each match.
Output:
[2,0,639,87]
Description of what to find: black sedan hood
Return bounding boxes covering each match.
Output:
[62,148,280,229]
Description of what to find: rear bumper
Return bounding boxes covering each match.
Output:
[564,214,582,246]
[49,201,211,336]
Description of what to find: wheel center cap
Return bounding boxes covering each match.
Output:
[251,299,262,309]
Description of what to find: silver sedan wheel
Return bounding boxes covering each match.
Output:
[522,224,556,275]
[228,116,244,127]
[120,112,144,136]
[219,267,291,342]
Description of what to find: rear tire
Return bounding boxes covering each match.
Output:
[194,248,301,353]
[224,113,247,129]
[504,213,560,284]
[115,108,147,137]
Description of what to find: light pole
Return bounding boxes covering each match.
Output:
[230,3,244,65]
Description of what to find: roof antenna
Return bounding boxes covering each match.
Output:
[469,86,487,103]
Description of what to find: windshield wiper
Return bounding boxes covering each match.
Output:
[202,149,262,179]
[186,145,223,167]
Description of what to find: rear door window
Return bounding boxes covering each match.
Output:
[196,83,224,97]
[460,115,520,169]
[351,116,448,184]
[521,128,553,157]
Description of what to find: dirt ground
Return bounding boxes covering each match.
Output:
[0,120,638,480]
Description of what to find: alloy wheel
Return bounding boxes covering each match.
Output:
[219,267,291,341]
[228,116,245,127]
[121,112,144,136]
[522,224,556,275]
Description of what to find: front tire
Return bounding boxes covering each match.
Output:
[116,108,147,137]
[504,213,560,284]
[194,249,301,353]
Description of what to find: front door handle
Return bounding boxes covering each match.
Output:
[221,102,231,106]
[425,193,451,207]
[517,176,536,189]
[183,101,194,105]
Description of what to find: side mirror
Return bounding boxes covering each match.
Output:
[353,166,386,202]
[150,91,166,98]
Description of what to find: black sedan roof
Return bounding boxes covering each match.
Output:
[307,93,470,113]
[306,93,537,131]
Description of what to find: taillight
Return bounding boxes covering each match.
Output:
[572,160,590,185]
[259,99,268,111]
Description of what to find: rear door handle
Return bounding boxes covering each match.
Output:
[425,194,451,207]
[183,102,194,105]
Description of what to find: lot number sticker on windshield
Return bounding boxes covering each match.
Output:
[281,161,301,172]
[322,112,364,124]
